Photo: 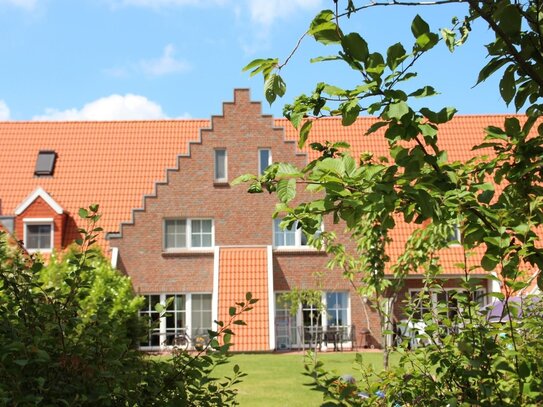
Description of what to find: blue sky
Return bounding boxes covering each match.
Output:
[0,0,516,121]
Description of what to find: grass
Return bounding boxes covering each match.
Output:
[213,351,394,407]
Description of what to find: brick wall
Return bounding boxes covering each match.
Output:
[15,196,66,249]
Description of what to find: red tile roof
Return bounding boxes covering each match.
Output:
[217,247,270,351]
[0,110,533,279]
[0,120,208,249]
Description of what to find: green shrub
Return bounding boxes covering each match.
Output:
[0,205,248,406]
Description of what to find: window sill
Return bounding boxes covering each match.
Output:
[162,249,214,257]
[273,247,326,255]
[213,181,230,188]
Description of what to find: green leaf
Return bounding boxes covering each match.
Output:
[476,57,508,86]
[316,158,345,176]
[276,163,303,178]
[309,10,342,45]
[499,4,522,36]
[341,32,369,62]
[264,73,286,105]
[415,32,439,51]
[409,86,438,98]
[277,178,297,203]
[228,306,236,317]
[341,98,360,126]
[481,253,499,271]
[386,42,406,70]
[411,15,430,38]
[78,208,89,219]
[298,120,313,149]
[366,121,388,135]
[499,66,516,106]
[386,101,409,120]
[366,52,385,75]
[420,107,456,124]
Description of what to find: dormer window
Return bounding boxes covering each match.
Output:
[23,218,54,252]
[35,150,57,176]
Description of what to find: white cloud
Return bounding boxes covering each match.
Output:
[0,100,10,120]
[246,0,322,27]
[33,94,168,121]
[140,44,190,76]
[1,0,37,10]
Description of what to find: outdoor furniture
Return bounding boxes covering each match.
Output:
[324,327,343,351]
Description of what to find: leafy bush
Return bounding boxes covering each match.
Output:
[0,205,249,406]
[306,283,543,406]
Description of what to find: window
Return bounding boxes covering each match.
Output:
[258,148,271,175]
[140,293,212,349]
[326,292,349,327]
[24,219,53,252]
[0,216,14,234]
[448,224,461,245]
[164,219,213,250]
[273,218,308,248]
[35,150,57,176]
[274,291,351,349]
[191,294,212,338]
[140,294,161,347]
[214,149,227,182]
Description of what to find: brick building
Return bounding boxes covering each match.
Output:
[1,88,526,351]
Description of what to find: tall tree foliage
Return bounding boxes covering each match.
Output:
[240,0,543,404]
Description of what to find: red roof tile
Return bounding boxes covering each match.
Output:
[217,247,270,351]
[0,120,208,249]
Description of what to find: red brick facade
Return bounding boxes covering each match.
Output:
[1,89,506,351]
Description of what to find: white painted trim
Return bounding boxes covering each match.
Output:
[23,217,53,223]
[212,246,220,332]
[15,187,63,215]
[111,247,119,269]
[267,245,275,350]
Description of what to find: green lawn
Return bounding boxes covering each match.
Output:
[213,351,392,407]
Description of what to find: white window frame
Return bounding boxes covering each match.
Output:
[274,291,351,348]
[139,292,212,350]
[163,218,214,251]
[408,288,487,320]
[214,148,228,183]
[258,148,272,175]
[273,218,323,249]
[23,217,54,253]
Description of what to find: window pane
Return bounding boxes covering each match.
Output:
[192,294,212,337]
[164,220,186,249]
[26,224,52,249]
[201,219,212,233]
[215,149,227,180]
[259,149,270,174]
[191,220,212,248]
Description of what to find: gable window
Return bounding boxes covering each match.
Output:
[164,219,213,250]
[35,150,57,176]
[214,149,227,182]
[258,148,272,175]
[24,218,53,252]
